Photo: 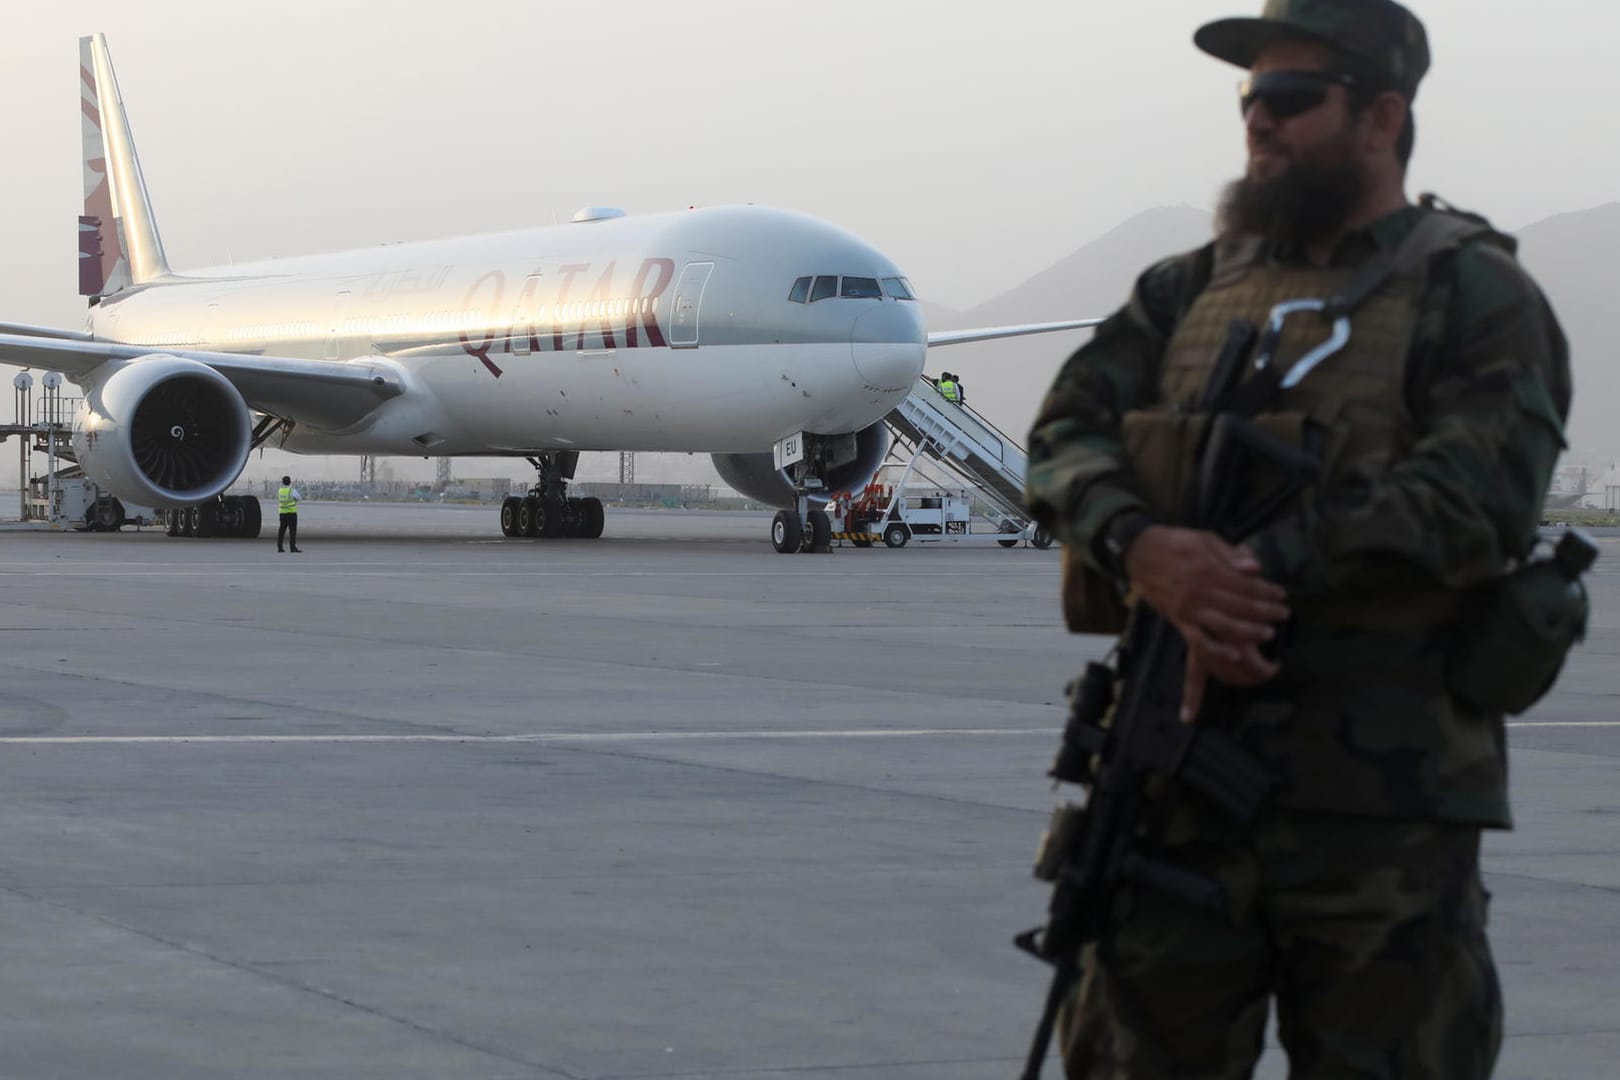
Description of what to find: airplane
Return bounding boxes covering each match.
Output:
[0,35,1101,554]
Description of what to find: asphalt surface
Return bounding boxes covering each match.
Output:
[0,501,1614,1079]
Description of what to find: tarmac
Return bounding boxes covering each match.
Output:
[0,499,1614,1079]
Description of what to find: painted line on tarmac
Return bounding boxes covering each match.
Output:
[0,728,1056,745]
[1507,721,1620,728]
[0,723,1608,747]
[0,566,1043,578]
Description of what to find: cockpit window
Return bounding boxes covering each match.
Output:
[799,274,897,302]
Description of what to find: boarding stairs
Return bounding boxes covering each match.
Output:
[884,377,1031,533]
[6,379,82,523]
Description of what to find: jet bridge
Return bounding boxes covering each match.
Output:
[877,376,1051,546]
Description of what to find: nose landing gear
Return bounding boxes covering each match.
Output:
[769,436,851,554]
[770,507,831,554]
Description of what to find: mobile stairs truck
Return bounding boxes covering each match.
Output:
[826,375,1054,549]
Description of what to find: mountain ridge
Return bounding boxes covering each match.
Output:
[932,201,1617,463]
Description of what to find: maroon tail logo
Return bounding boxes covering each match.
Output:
[78,216,105,297]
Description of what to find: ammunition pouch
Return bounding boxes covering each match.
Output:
[1119,408,1315,529]
[1446,552,1591,715]
[1060,549,1129,635]
[1062,410,1319,637]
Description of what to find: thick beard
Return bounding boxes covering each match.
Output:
[1217,148,1365,255]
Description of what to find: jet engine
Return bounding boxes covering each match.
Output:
[73,355,253,509]
[712,422,890,509]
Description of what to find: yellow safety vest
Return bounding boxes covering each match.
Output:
[938,379,960,402]
[277,486,298,514]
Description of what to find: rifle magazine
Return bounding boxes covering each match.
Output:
[1181,727,1277,822]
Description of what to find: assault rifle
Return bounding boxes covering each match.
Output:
[1014,313,1333,1079]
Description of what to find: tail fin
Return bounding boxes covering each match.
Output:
[79,33,170,300]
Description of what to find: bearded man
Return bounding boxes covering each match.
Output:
[1024,1,1570,1076]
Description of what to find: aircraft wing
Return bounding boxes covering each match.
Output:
[926,318,1105,348]
[0,332,404,430]
[0,321,96,342]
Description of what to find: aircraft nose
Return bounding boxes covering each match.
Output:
[851,304,926,392]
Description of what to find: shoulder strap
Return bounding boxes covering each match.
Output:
[1206,234,1263,290]
[1399,196,1530,429]
[1324,199,1501,319]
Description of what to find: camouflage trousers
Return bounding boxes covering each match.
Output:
[1057,800,1501,1079]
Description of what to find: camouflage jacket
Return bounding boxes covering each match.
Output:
[1026,205,1571,826]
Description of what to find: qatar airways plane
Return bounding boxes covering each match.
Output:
[0,35,1098,553]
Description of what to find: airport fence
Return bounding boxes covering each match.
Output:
[238,478,767,511]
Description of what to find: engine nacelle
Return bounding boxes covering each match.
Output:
[712,423,890,509]
[73,355,253,509]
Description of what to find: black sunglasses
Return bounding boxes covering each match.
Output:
[1237,70,1360,120]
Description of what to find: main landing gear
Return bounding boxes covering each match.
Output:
[163,495,262,539]
[499,450,605,540]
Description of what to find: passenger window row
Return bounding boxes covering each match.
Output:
[787,275,916,303]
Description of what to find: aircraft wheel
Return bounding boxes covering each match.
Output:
[500,496,521,537]
[194,501,220,538]
[166,509,183,537]
[883,523,910,549]
[239,496,262,539]
[997,538,1019,549]
[582,497,605,539]
[1031,525,1054,551]
[518,497,540,537]
[562,498,586,538]
[771,510,802,554]
[804,509,831,553]
[852,537,873,548]
[537,496,567,539]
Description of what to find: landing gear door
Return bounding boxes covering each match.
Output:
[668,262,714,349]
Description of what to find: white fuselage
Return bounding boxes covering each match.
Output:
[87,205,928,457]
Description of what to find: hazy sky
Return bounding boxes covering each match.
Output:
[2,0,1612,323]
[2,1,1614,492]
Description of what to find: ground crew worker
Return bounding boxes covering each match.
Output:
[937,372,961,404]
[1025,1,1570,1076]
[276,475,303,553]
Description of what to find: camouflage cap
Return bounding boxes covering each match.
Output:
[1195,0,1431,100]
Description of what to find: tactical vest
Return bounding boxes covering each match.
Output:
[1092,209,1538,827]
[278,487,298,515]
[1144,224,1485,628]
[1149,243,1420,516]
[1062,208,1501,635]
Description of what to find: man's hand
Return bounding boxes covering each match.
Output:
[1122,525,1289,719]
